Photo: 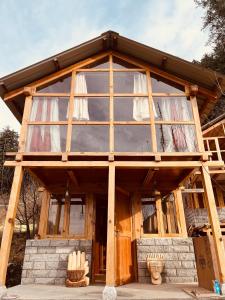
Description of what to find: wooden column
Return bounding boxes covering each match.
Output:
[174,189,187,237]
[106,163,116,286]
[0,165,23,285]
[38,188,51,238]
[216,187,224,208]
[155,194,164,236]
[201,165,225,283]
[131,193,141,240]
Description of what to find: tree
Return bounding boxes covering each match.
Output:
[0,127,40,238]
[195,0,225,123]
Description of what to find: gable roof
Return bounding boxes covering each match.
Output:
[1,30,225,122]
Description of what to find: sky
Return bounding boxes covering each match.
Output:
[0,0,211,133]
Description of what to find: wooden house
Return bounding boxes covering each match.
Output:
[0,31,225,287]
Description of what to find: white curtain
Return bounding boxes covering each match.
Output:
[27,97,61,152]
[73,74,89,120]
[133,73,157,121]
[158,97,195,152]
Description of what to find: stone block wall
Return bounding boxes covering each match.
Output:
[137,238,197,283]
[21,239,92,285]
[185,208,225,228]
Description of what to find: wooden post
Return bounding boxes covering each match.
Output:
[216,187,224,208]
[106,163,116,286]
[38,188,51,238]
[174,189,187,237]
[155,194,164,236]
[131,193,141,240]
[0,165,23,285]
[201,165,225,283]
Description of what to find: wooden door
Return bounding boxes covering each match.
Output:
[115,191,133,285]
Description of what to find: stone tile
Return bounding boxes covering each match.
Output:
[178,253,195,261]
[80,240,92,247]
[172,238,193,246]
[32,240,50,247]
[165,276,195,283]
[25,247,37,254]
[177,269,197,277]
[136,239,155,246]
[163,269,177,276]
[23,261,33,270]
[166,245,190,253]
[26,240,32,247]
[21,278,35,285]
[35,278,56,285]
[23,254,30,262]
[68,240,80,247]
[55,278,65,285]
[181,261,194,269]
[138,246,164,253]
[29,254,60,261]
[33,261,46,270]
[56,246,75,254]
[155,238,172,246]
[50,240,69,247]
[165,261,182,269]
[37,247,56,254]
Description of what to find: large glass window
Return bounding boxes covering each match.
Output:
[69,198,86,236]
[71,125,109,152]
[47,198,64,235]
[26,54,199,154]
[142,198,158,234]
[26,125,67,152]
[115,125,151,152]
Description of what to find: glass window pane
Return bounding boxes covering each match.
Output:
[73,97,109,121]
[154,97,193,121]
[156,124,197,152]
[113,56,139,69]
[26,125,67,152]
[83,57,109,69]
[69,198,85,235]
[114,97,150,121]
[75,72,109,94]
[163,194,179,234]
[142,198,158,234]
[114,72,147,93]
[151,74,184,93]
[30,97,69,121]
[37,75,71,93]
[47,198,64,235]
[71,125,109,152]
[115,125,151,152]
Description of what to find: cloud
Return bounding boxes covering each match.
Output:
[0,0,211,132]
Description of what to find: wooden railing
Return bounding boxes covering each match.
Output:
[203,136,225,161]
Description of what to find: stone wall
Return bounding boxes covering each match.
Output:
[185,208,225,228]
[21,239,92,285]
[137,238,197,283]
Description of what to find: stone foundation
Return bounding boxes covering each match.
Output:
[21,239,92,285]
[185,208,225,227]
[137,238,197,283]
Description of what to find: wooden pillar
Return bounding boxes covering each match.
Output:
[106,163,116,286]
[155,193,164,236]
[201,165,225,283]
[0,165,23,285]
[38,188,51,238]
[174,189,187,237]
[63,196,70,237]
[131,192,141,240]
[216,187,224,208]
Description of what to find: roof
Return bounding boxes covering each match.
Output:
[1,30,225,122]
[202,113,225,137]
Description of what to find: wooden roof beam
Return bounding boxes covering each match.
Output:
[142,168,159,188]
[67,170,79,188]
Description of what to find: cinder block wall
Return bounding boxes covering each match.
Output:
[137,238,197,283]
[21,239,92,285]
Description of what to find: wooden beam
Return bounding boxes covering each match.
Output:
[0,166,23,285]
[142,168,158,188]
[86,193,95,240]
[4,160,224,168]
[131,193,142,240]
[38,189,51,238]
[115,185,129,197]
[155,194,164,236]
[63,195,70,236]
[67,170,79,188]
[106,163,116,286]
[174,189,187,237]
[201,165,225,283]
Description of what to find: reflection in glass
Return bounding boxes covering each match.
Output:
[75,72,109,94]
[114,97,150,121]
[114,72,147,93]
[113,56,138,69]
[142,198,158,234]
[69,198,85,235]
[47,198,64,235]
[115,125,151,152]
[73,97,109,121]
[30,97,69,121]
[151,74,184,93]
[26,125,67,152]
[154,97,193,121]
[156,124,197,152]
[71,125,109,152]
[83,57,109,69]
[37,75,71,93]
